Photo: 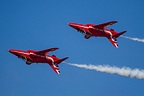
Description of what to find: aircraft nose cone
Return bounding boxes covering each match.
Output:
[9,49,13,53]
[68,22,76,27]
[8,49,17,54]
[68,22,80,30]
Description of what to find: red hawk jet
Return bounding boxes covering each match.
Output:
[9,48,68,74]
[68,21,126,48]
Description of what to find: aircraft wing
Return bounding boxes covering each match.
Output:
[35,48,59,56]
[50,64,60,74]
[93,21,117,29]
[108,38,118,48]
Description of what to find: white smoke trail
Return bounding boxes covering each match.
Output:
[121,35,144,43]
[64,62,144,79]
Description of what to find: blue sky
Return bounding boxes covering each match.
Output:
[0,0,144,96]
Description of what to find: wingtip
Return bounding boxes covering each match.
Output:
[55,48,59,50]
[114,44,119,48]
[123,30,127,33]
[50,47,59,51]
[57,71,60,74]
[111,21,118,23]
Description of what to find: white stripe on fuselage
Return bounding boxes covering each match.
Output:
[105,30,117,42]
[13,51,46,58]
[47,57,55,65]
[80,26,93,29]
[79,26,103,32]
[12,51,30,55]
[47,57,58,68]
[105,30,112,38]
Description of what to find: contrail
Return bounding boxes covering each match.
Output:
[121,35,144,43]
[64,62,144,79]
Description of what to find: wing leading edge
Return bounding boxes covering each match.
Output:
[93,21,117,29]
[35,48,59,56]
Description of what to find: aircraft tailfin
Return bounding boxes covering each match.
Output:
[55,57,69,64]
[113,31,126,38]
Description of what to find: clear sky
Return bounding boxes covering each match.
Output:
[0,0,144,96]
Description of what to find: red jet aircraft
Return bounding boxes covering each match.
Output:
[9,48,68,74]
[68,21,126,48]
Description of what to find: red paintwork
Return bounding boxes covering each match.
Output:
[9,48,68,74]
[68,21,126,48]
